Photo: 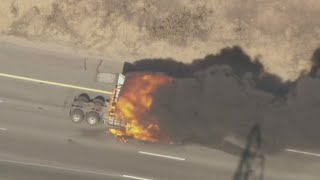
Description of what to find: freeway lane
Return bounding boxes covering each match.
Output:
[0,37,320,179]
[0,100,233,180]
[1,97,319,180]
[0,37,122,107]
[0,39,235,179]
[0,159,124,180]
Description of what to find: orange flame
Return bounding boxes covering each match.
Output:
[110,73,173,143]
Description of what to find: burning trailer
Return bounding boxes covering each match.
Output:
[68,61,173,143]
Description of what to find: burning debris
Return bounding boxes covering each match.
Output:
[109,73,173,143]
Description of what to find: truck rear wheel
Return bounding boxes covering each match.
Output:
[93,96,105,106]
[85,111,100,126]
[70,109,84,123]
[77,93,90,102]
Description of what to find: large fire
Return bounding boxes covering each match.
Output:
[109,73,173,143]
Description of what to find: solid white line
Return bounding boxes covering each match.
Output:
[0,99,3,103]
[286,149,320,157]
[0,128,7,131]
[0,159,120,177]
[139,151,186,161]
[0,73,112,94]
[122,174,152,180]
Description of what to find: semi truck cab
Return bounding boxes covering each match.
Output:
[68,72,126,129]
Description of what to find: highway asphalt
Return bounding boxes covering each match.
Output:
[0,38,320,180]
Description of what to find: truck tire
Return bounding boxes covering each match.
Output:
[85,111,100,126]
[70,109,84,123]
[93,96,105,106]
[77,93,90,102]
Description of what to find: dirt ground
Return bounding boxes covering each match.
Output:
[1,0,319,80]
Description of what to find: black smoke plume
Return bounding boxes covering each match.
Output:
[309,48,320,77]
[123,46,294,97]
[123,46,320,154]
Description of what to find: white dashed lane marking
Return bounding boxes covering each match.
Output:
[122,174,153,180]
[139,151,186,161]
[0,128,7,131]
[286,149,320,157]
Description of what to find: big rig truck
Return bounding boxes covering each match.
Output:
[68,61,129,130]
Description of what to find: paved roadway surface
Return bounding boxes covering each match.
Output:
[0,38,320,180]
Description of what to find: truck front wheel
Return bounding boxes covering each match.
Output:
[70,109,84,123]
[85,111,100,126]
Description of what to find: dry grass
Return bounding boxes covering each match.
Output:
[0,0,319,80]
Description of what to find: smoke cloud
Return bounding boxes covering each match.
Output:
[124,46,294,97]
[124,46,320,154]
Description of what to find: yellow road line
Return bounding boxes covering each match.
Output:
[0,73,112,95]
